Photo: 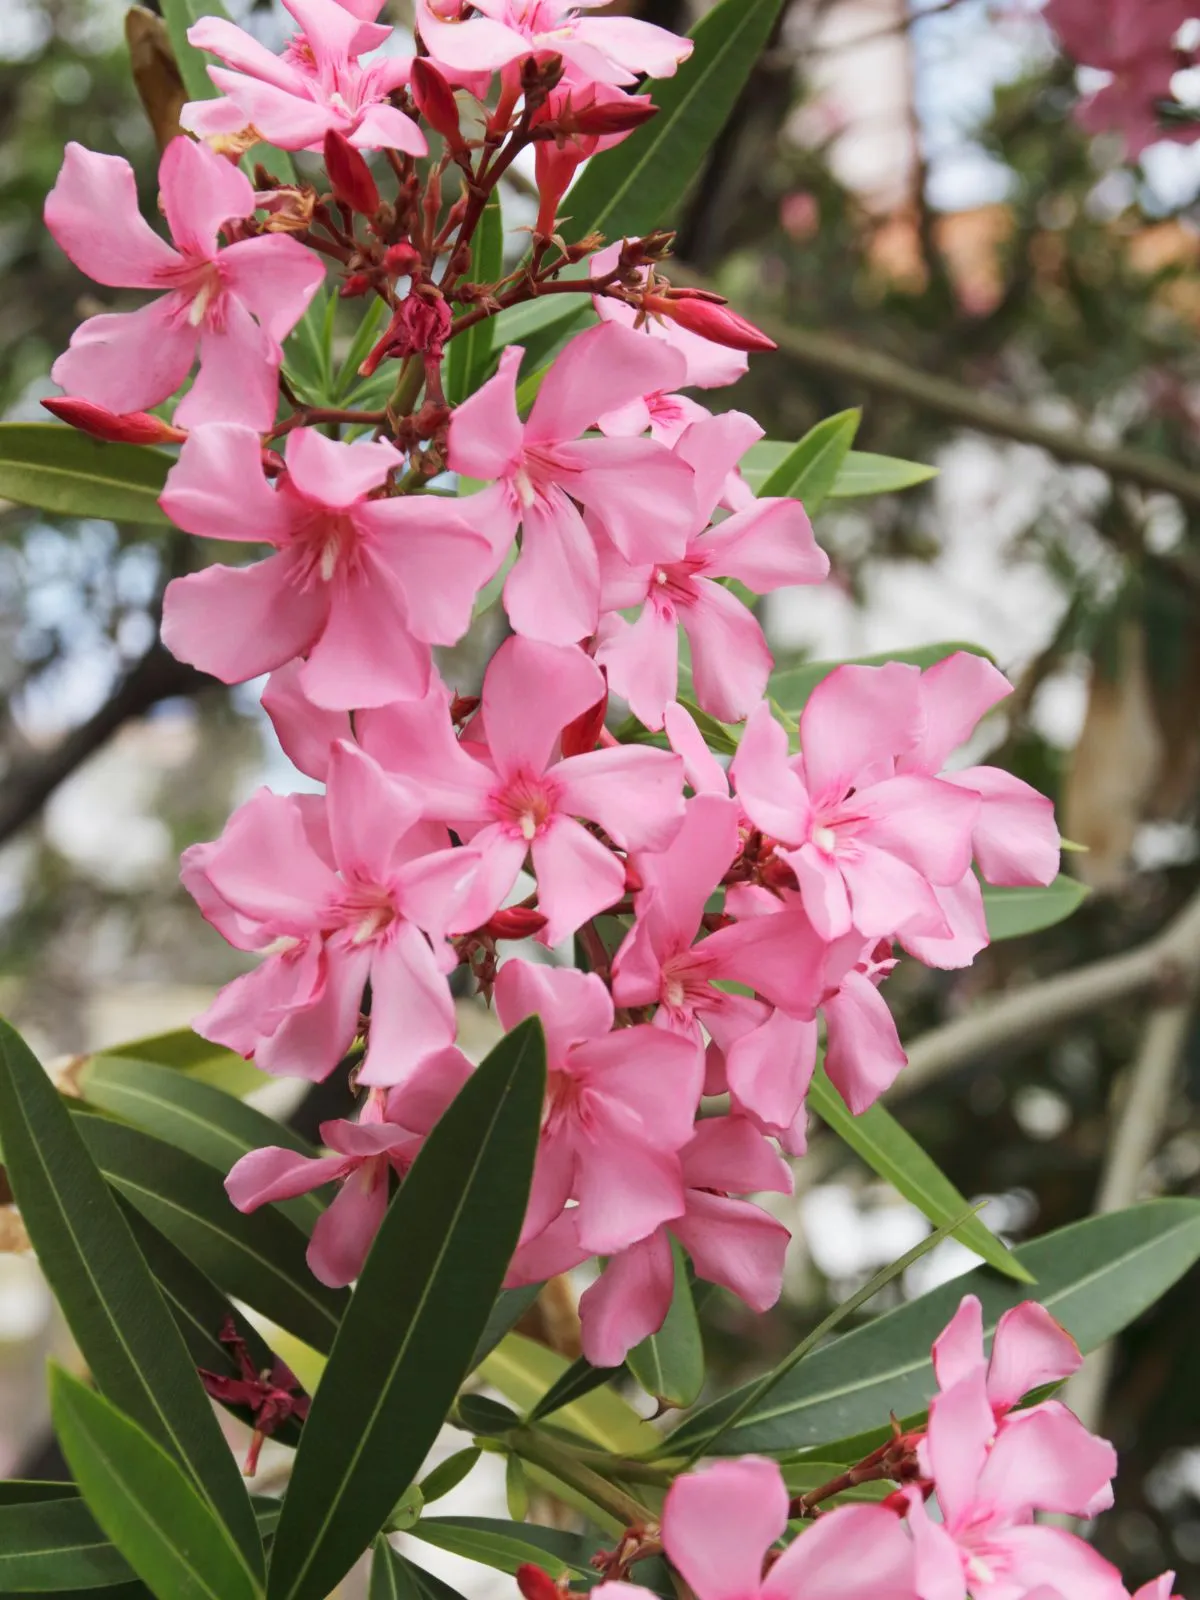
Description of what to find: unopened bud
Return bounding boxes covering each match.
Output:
[516,1565,561,1600]
[340,271,372,298]
[483,907,549,941]
[384,242,422,279]
[41,397,186,445]
[411,58,466,152]
[560,685,608,758]
[323,129,380,217]
[567,97,657,138]
[623,858,643,895]
[647,291,776,354]
[449,693,480,724]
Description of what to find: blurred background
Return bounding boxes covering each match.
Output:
[3,0,1200,1592]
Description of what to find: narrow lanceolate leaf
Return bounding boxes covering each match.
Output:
[72,1112,347,1351]
[50,1369,262,1600]
[627,1242,705,1409]
[0,1020,262,1574]
[757,410,861,515]
[0,425,171,526]
[807,1068,1032,1284]
[982,875,1091,940]
[90,1026,265,1097]
[264,1019,547,1600]
[445,196,505,405]
[527,1355,622,1425]
[0,1492,137,1592]
[768,640,993,717]
[409,1518,601,1583]
[564,0,787,245]
[662,1199,1200,1458]
[741,443,936,499]
[370,1537,417,1600]
[78,1054,325,1230]
[479,1333,650,1454]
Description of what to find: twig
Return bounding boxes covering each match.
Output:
[893,884,1200,1099]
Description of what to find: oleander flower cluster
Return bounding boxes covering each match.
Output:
[41,1,1177,1594]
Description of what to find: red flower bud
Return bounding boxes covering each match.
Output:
[516,1565,560,1600]
[323,129,380,217]
[384,242,422,279]
[560,683,608,758]
[41,397,186,445]
[647,292,777,354]
[568,97,658,137]
[412,58,466,152]
[483,906,549,941]
[449,692,481,723]
[339,271,372,298]
[623,858,643,895]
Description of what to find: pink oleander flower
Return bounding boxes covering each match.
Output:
[612,791,828,1050]
[183,741,482,1088]
[896,651,1061,970]
[495,959,702,1256]
[598,1457,918,1600]
[907,1341,1122,1600]
[446,323,696,644]
[551,1116,792,1368]
[182,0,427,154]
[44,137,323,431]
[416,0,693,88]
[729,665,983,945]
[932,1292,1083,1422]
[595,411,828,728]
[225,1051,470,1285]
[531,84,655,238]
[359,636,685,946]
[159,423,490,709]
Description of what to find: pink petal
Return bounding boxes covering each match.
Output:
[505,487,601,644]
[683,578,774,725]
[200,68,338,150]
[550,434,696,564]
[627,792,740,963]
[949,766,1061,887]
[577,1231,674,1367]
[384,1045,473,1137]
[51,299,196,418]
[572,1024,703,1151]
[161,555,328,686]
[220,232,327,344]
[481,634,604,781]
[299,556,431,710]
[417,4,528,72]
[359,688,495,825]
[675,1190,789,1313]
[702,498,828,590]
[931,1294,985,1395]
[507,1207,589,1286]
[493,958,614,1061]
[360,498,493,645]
[729,703,810,844]
[453,479,521,579]
[823,969,908,1113]
[320,1118,413,1159]
[447,344,525,482]
[799,662,924,803]
[905,650,1014,772]
[158,134,255,256]
[725,1007,819,1133]
[609,912,668,1011]
[357,922,457,1088]
[308,1163,389,1286]
[594,603,677,732]
[160,422,296,544]
[347,102,428,155]
[988,1301,1082,1410]
[854,774,981,885]
[673,410,763,522]
[570,13,694,78]
[520,1136,577,1249]
[573,1121,686,1255]
[399,841,506,940]
[531,816,627,946]
[193,942,320,1056]
[978,1404,1116,1519]
[252,943,371,1081]
[187,16,312,94]
[835,840,953,940]
[680,1114,793,1194]
[181,297,281,431]
[225,1145,347,1211]
[281,428,400,509]
[325,740,423,883]
[925,1365,993,1530]
[555,745,685,853]
[903,1489,967,1600]
[788,843,854,939]
[764,1502,918,1600]
[527,322,687,447]
[592,252,749,390]
[899,872,990,971]
[985,1525,1126,1600]
[44,143,180,288]
[663,1458,788,1600]
[664,702,730,795]
[262,660,348,782]
[702,905,828,1016]
[198,788,341,930]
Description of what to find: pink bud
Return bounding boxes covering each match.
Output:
[647,292,777,354]
[323,129,380,217]
[560,682,608,758]
[384,242,422,279]
[411,58,466,153]
[483,907,549,941]
[340,272,372,298]
[516,1566,560,1600]
[41,397,187,445]
[568,98,658,137]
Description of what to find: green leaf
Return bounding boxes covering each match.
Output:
[0,1020,262,1574]
[89,1029,265,1098]
[742,443,936,499]
[505,1455,529,1523]
[489,297,594,369]
[77,1054,325,1230]
[627,1242,705,1409]
[418,1449,482,1506]
[445,197,505,405]
[0,425,171,526]
[807,1068,1032,1284]
[49,1368,262,1600]
[369,1538,416,1600]
[662,1198,1200,1458]
[264,1018,547,1600]
[768,641,993,717]
[982,875,1090,940]
[563,0,787,246]
[335,299,390,403]
[469,1283,543,1371]
[757,410,860,515]
[0,1493,137,1592]
[526,1356,621,1426]
[72,1111,347,1353]
[679,1208,972,1464]
[479,1334,651,1454]
[410,1518,602,1583]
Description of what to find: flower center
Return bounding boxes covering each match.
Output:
[492,771,560,841]
[660,951,715,1014]
[335,880,399,945]
[157,257,226,328]
[649,553,707,610]
[286,503,365,584]
[812,824,838,853]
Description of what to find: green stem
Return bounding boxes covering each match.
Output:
[508,1429,651,1528]
[387,357,424,423]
